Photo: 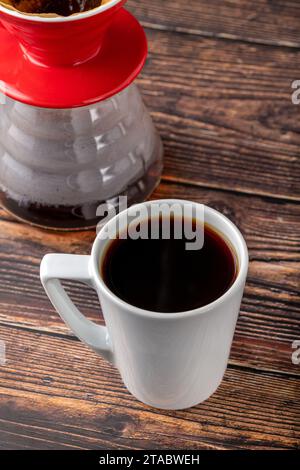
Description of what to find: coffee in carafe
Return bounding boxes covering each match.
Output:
[0,1,163,230]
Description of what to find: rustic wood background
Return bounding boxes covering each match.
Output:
[0,0,299,449]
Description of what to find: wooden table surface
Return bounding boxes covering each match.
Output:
[0,0,299,450]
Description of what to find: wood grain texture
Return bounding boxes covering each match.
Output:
[127,0,300,48]
[0,183,299,377]
[0,0,299,451]
[136,29,300,200]
[0,325,299,450]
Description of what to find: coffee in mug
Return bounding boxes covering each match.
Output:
[40,200,248,410]
[102,216,238,313]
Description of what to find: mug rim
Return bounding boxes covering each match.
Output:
[91,199,249,319]
[0,0,122,23]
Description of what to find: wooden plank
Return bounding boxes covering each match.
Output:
[134,29,300,200]
[0,206,15,223]
[127,0,300,48]
[0,0,298,452]
[0,324,299,450]
[0,182,299,375]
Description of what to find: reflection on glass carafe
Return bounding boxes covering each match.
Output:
[0,0,163,229]
[0,85,163,229]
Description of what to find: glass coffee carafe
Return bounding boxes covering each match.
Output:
[0,0,163,229]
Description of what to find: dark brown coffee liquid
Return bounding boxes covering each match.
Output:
[102,217,238,313]
[11,0,102,16]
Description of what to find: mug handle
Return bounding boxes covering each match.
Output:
[40,254,114,364]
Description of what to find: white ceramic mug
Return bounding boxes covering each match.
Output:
[40,199,248,410]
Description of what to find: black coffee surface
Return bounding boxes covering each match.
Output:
[102,218,237,313]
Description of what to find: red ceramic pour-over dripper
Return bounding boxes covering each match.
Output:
[0,0,148,107]
[0,1,163,231]
[0,0,127,66]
